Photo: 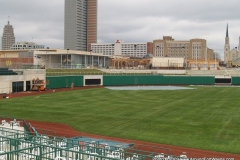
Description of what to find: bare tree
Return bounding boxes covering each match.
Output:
[214,52,221,61]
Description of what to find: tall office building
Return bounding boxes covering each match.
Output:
[64,0,97,51]
[2,21,15,50]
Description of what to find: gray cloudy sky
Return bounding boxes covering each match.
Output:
[1,0,240,59]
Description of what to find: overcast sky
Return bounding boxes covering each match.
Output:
[1,0,240,59]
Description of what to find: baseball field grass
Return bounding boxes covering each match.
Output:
[0,86,240,154]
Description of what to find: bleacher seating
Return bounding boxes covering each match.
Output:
[225,70,240,76]
[0,68,18,76]
[187,69,240,76]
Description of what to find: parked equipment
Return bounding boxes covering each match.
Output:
[32,78,45,91]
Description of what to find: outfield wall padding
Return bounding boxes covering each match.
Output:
[46,76,84,89]
[231,77,240,85]
[46,75,215,89]
[103,75,215,86]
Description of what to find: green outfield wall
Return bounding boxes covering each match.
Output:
[46,75,215,89]
[231,77,240,85]
[102,75,215,86]
[46,76,84,89]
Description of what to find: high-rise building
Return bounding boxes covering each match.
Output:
[64,0,97,51]
[2,21,15,50]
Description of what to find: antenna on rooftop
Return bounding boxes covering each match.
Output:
[8,16,10,24]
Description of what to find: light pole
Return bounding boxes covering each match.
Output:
[111,44,115,57]
[156,45,160,68]
[2,53,5,68]
[46,47,49,68]
[90,49,92,67]
[134,44,137,57]
[195,46,198,70]
[205,41,207,70]
[215,53,216,70]
[184,57,187,70]
[67,49,69,68]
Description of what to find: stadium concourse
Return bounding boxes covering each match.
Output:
[0,86,240,160]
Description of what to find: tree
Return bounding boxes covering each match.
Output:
[214,52,221,61]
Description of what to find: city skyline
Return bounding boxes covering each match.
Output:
[1,0,240,59]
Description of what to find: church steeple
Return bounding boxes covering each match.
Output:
[226,23,229,38]
[225,23,230,47]
[224,23,230,64]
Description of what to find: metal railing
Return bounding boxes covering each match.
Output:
[0,62,44,69]
[46,72,164,76]
[0,119,187,160]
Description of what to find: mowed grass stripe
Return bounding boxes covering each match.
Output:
[0,86,240,154]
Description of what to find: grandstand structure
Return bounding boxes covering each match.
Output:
[0,68,18,76]
[0,117,188,160]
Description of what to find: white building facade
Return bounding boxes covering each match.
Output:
[91,40,151,58]
[33,49,109,69]
[10,41,45,50]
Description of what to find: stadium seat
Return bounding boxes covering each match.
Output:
[1,120,9,126]
[54,157,66,160]
[0,151,5,160]
[10,119,20,127]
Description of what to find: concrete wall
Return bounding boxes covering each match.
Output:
[150,57,184,68]
[0,69,46,94]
